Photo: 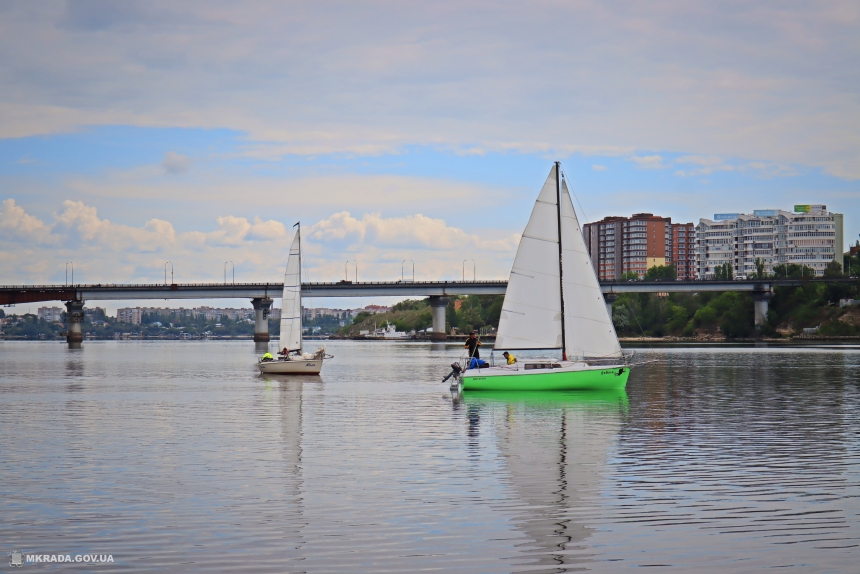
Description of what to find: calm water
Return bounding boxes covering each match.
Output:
[1,341,859,572]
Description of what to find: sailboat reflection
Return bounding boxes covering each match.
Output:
[261,374,321,567]
[463,390,627,570]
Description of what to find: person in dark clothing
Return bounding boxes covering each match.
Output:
[464,331,482,359]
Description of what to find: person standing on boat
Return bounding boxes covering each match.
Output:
[465,331,482,359]
[502,351,517,365]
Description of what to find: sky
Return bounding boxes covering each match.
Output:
[1,1,859,313]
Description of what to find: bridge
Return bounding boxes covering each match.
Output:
[2,277,855,343]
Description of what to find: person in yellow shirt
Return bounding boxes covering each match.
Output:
[502,351,516,365]
[261,351,274,362]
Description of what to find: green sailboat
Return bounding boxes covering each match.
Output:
[458,163,631,392]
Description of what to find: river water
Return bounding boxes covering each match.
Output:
[1,341,859,572]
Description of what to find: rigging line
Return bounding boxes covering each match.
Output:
[624,297,654,353]
[559,166,590,225]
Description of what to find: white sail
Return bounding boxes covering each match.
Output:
[560,178,623,359]
[495,165,623,359]
[495,168,564,350]
[279,228,303,353]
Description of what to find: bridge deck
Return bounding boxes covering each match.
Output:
[1,278,855,305]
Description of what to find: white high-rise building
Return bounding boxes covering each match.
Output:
[37,306,64,322]
[695,205,843,278]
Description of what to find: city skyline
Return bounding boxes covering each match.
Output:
[1,2,858,311]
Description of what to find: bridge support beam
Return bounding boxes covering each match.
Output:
[752,291,773,329]
[428,296,449,341]
[65,300,85,344]
[603,293,619,320]
[251,298,273,342]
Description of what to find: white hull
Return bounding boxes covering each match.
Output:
[258,359,323,375]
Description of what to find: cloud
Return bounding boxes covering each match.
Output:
[309,212,519,252]
[0,199,59,245]
[592,164,607,171]
[0,200,520,285]
[628,155,666,170]
[0,2,857,177]
[202,215,287,246]
[162,151,192,175]
[673,156,798,177]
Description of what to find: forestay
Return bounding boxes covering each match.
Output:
[279,229,303,353]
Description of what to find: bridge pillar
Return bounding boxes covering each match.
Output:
[752,291,772,328]
[428,296,449,342]
[603,293,618,320]
[251,298,273,342]
[65,300,85,344]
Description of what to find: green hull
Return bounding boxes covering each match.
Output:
[461,366,629,392]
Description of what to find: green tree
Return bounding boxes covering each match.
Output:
[644,264,677,281]
[772,263,816,279]
[713,262,733,280]
[351,311,371,325]
[823,260,845,278]
[620,271,639,281]
[752,257,768,279]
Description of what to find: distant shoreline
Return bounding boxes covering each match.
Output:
[3,335,860,344]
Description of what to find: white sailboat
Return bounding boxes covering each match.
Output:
[453,163,630,391]
[259,224,330,375]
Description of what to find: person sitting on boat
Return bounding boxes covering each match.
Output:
[502,351,517,365]
[261,351,274,362]
[464,331,482,359]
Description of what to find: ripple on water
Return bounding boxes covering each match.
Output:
[1,341,859,572]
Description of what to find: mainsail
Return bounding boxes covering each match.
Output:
[279,227,303,353]
[494,165,622,359]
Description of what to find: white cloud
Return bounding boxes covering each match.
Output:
[309,212,519,252]
[629,155,666,170]
[0,2,857,177]
[675,155,724,166]
[0,199,59,245]
[672,156,799,177]
[0,200,520,285]
[592,164,607,171]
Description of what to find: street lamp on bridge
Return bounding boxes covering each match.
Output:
[224,261,234,285]
[164,261,173,285]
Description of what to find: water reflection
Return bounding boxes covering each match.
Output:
[65,345,85,393]
[2,342,860,572]
[464,390,628,572]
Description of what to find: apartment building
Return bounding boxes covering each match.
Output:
[127,307,267,321]
[117,308,143,325]
[670,222,696,280]
[37,306,64,322]
[583,214,693,279]
[695,205,843,278]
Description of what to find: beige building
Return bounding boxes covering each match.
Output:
[117,308,142,325]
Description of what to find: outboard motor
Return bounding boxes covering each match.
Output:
[442,362,462,384]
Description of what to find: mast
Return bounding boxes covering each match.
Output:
[555,162,567,361]
[295,221,302,354]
